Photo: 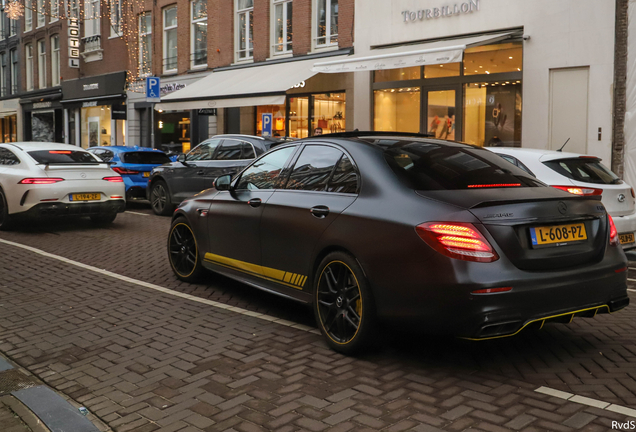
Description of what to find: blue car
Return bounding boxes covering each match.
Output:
[87,146,172,200]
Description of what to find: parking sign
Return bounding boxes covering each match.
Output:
[262,113,273,137]
[146,77,161,102]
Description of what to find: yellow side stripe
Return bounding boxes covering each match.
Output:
[204,252,306,290]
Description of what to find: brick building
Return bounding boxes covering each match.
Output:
[0,8,20,142]
[128,0,354,152]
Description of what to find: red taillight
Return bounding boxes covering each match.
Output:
[471,287,512,294]
[608,214,619,246]
[631,188,635,198]
[19,178,64,184]
[112,167,139,175]
[103,176,123,182]
[416,222,499,263]
[552,185,603,196]
[48,150,72,154]
[467,183,521,188]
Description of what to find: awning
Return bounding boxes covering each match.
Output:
[155,56,345,111]
[312,32,519,73]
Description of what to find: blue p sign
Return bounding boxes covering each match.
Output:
[262,113,273,137]
[146,77,161,102]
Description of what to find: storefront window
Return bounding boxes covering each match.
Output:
[374,67,420,83]
[374,88,420,133]
[32,111,55,142]
[81,105,112,148]
[424,63,461,78]
[256,105,285,137]
[157,111,191,153]
[427,90,456,140]
[463,81,522,147]
[464,42,523,76]
[1,115,16,142]
[312,93,345,135]
[289,96,309,138]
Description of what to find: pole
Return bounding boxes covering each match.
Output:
[150,105,155,149]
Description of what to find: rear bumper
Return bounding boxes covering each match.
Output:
[15,200,126,219]
[612,211,636,250]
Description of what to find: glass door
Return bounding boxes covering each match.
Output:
[425,88,459,141]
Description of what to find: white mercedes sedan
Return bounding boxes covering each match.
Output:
[488,147,636,250]
[0,142,126,229]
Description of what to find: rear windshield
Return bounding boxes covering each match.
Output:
[543,158,621,185]
[28,150,100,164]
[383,141,544,190]
[122,151,171,164]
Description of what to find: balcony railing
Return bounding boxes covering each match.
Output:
[82,35,101,53]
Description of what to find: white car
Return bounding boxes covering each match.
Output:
[0,142,126,229]
[488,147,636,250]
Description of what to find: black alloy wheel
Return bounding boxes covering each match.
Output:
[168,218,204,282]
[0,189,13,231]
[314,252,376,354]
[151,180,173,216]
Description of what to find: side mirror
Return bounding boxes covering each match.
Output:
[177,153,187,164]
[214,174,232,191]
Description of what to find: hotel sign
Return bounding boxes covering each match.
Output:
[402,0,479,22]
[68,18,80,68]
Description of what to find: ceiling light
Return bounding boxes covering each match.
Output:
[485,71,490,74]
[509,56,513,59]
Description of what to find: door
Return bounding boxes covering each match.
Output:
[87,116,100,147]
[549,67,589,154]
[260,144,359,291]
[201,139,256,189]
[424,88,459,140]
[205,146,298,271]
[170,138,221,202]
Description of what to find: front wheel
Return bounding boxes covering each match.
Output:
[313,252,377,354]
[168,218,205,282]
[150,180,173,216]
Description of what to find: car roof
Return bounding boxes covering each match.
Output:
[487,147,599,162]
[8,142,90,152]
[89,146,166,153]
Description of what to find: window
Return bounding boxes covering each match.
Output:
[122,152,171,164]
[25,0,32,32]
[236,0,253,60]
[51,35,60,86]
[285,145,342,191]
[0,53,5,97]
[315,0,337,47]
[37,39,46,88]
[163,6,177,72]
[139,13,152,76]
[191,0,207,68]
[272,0,292,54]
[0,148,19,165]
[0,10,5,40]
[85,0,100,37]
[463,42,522,76]
[237,146,296,190]
[68,0,79,18]
[215,140,255,160]
[110,0,123,37]
[374,88,421,133]
[90,149,115,162]
[36,0,44,27]
[25,44,33,91]
[50,0,59,22]
[186,139,221,161]
[543,158,621,185]
[9,14,16,36]
[10,49,17,94]
[327,155,358,193]
[28,150,98,165]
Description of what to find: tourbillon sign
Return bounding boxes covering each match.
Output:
[402,0,479,22]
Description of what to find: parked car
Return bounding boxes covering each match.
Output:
[0,142,125,229]
[147,135,281,215]
[88,146,171,201]
[167,132,628,354]
[487,147,636,250]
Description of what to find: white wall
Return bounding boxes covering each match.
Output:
[355,0,616,161]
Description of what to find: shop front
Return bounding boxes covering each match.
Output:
[20,90,64,143]
[61,72,128,148]
[0,98,19,142]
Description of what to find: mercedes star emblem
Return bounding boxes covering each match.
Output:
[618,194,626,203]
[557,202,568,214]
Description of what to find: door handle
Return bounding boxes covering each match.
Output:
[248,198,262,208]
[197,170,205,175]
[310,205,330,218]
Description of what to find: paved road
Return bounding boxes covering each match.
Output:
[1,206,636,431]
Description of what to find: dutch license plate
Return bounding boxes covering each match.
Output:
[70,193,101,201]
[529,223,587,247]
[143,172,150,178]
[619,233,635,245]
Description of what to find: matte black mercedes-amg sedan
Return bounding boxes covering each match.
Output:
[167,132,629,353]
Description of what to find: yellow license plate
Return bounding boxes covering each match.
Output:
[70,193,101,201]
[620,233,635,244]
[530,223,587,247]
[143,172,150,178]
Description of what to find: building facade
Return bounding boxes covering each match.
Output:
[0,5,21,142]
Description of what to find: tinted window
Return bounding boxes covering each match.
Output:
[543,158,620,185]
[0,148,19,165]
[187,139,221,161]
[236,146,296,190]
[327,155,358,193]
[384,141,544,190]
[91,149,114,162]
[28,150,99,164]
[122,151,171,164]
[497,153,535,177]
[285,146,343,191]
[216,140,255,160]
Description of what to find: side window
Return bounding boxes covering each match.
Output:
[215,140,243,160]
[100,150,114,162]
[0,148,19,165]
[236,146,296,190]
[241,142,256,159]
[327,155,358,193]
[285,145,343,191]
[187,139,222,161]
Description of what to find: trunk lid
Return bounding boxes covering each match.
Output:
[42,164,115,181]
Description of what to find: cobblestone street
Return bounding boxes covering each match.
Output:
[1,209,636,431]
